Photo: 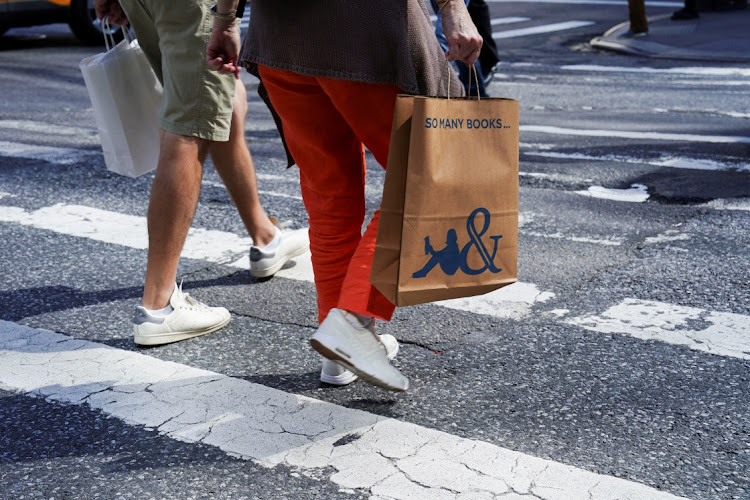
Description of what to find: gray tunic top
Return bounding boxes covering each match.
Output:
[240,0,462,97]
[239,0,463,165]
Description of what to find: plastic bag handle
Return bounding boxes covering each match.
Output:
[103,16,133,52]
[103,16,114,51]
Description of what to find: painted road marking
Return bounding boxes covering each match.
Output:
[5,129,748,174]
[488,0,681,5]
[0,203,249,264]
[643,228,691,246]
[0,203,552,319]
[437,282,554,320]
[521,230,623,246]
[431,15,529,24]
[0,120,96,138]
[521,125,750,144]
[575,184,650,203]
[568,298,750,360]
[494,21,595,40]
[0,199,624,253]
[702,198,750,212]
[0,322,684,499]
[490,16,531,25]
[526,151,750,172]
[561,64,750,78]
[0,141,95,165]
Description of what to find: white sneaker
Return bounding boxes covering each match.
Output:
[321,334,399,385]
[250,226,309,278]
[310,309,409,392]
[133,283,230,346]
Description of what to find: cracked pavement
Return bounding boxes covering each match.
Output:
[2,16,750,500]
[1,322,684,499]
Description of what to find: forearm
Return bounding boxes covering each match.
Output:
[439,0,472,29]
[214,0,239,15]
[439,0,483,65]
[438,0,464,15]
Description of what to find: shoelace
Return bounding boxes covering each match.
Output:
[175,282,210,312]
[182,293,210,312]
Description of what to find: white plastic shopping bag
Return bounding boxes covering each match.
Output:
[80,24,162,177]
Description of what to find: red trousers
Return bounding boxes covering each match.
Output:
[258,66,402,324]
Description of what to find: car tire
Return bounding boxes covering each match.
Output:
[69,0,125,46]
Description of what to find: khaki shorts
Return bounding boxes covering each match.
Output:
[119,0,235,141]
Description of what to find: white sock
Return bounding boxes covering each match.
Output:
[144,304,174,318]
[259,227,281,252]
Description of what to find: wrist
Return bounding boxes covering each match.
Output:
[212,15,240,31]
[211,9,236,18]
[437,0,454,12]
[210,3,239,28]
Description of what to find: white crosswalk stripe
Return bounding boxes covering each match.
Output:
[521,125,750,144]
[491,16,532,26]
[0,140,95,165]
[2,200,748,362]
[0,322,685,499]
[485,0,682,5]
[0,202,553,319]
[568,298,750,360]
[494,21,595,40]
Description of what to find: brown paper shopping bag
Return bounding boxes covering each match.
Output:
[371,94,519,306]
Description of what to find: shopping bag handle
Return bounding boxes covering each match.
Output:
[102,16,133,52]
[468,64,480,100]
[446,59,481,101]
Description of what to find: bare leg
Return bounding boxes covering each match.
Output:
[209,79,277,248]
[141,130,207,309]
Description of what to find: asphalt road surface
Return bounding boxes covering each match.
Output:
[1,2,749,499]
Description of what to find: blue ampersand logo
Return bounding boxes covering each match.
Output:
[412,207,503,279]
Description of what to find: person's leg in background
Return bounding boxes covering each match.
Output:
[208,80,310,278]
[257,66,408,391]
[671,0,699,18]
[209,80,277,249]
[120,0,252,346]
[141,131,208,310]
[467,0,500,84]
[430,0,488,97]
[456,58,487,97]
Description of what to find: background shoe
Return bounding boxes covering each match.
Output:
[133,283,230,346]
[671,7,699,19]
[320,334,399,385]
[250,226,309,278]
[621,29,648,38]
[483,63,498,87]
[310,309,409,392]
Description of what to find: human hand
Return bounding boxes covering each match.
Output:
[439,0,483,66]
[93,0,128,26]
[206,22,242,79]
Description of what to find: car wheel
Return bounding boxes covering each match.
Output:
[69,0,125,46]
